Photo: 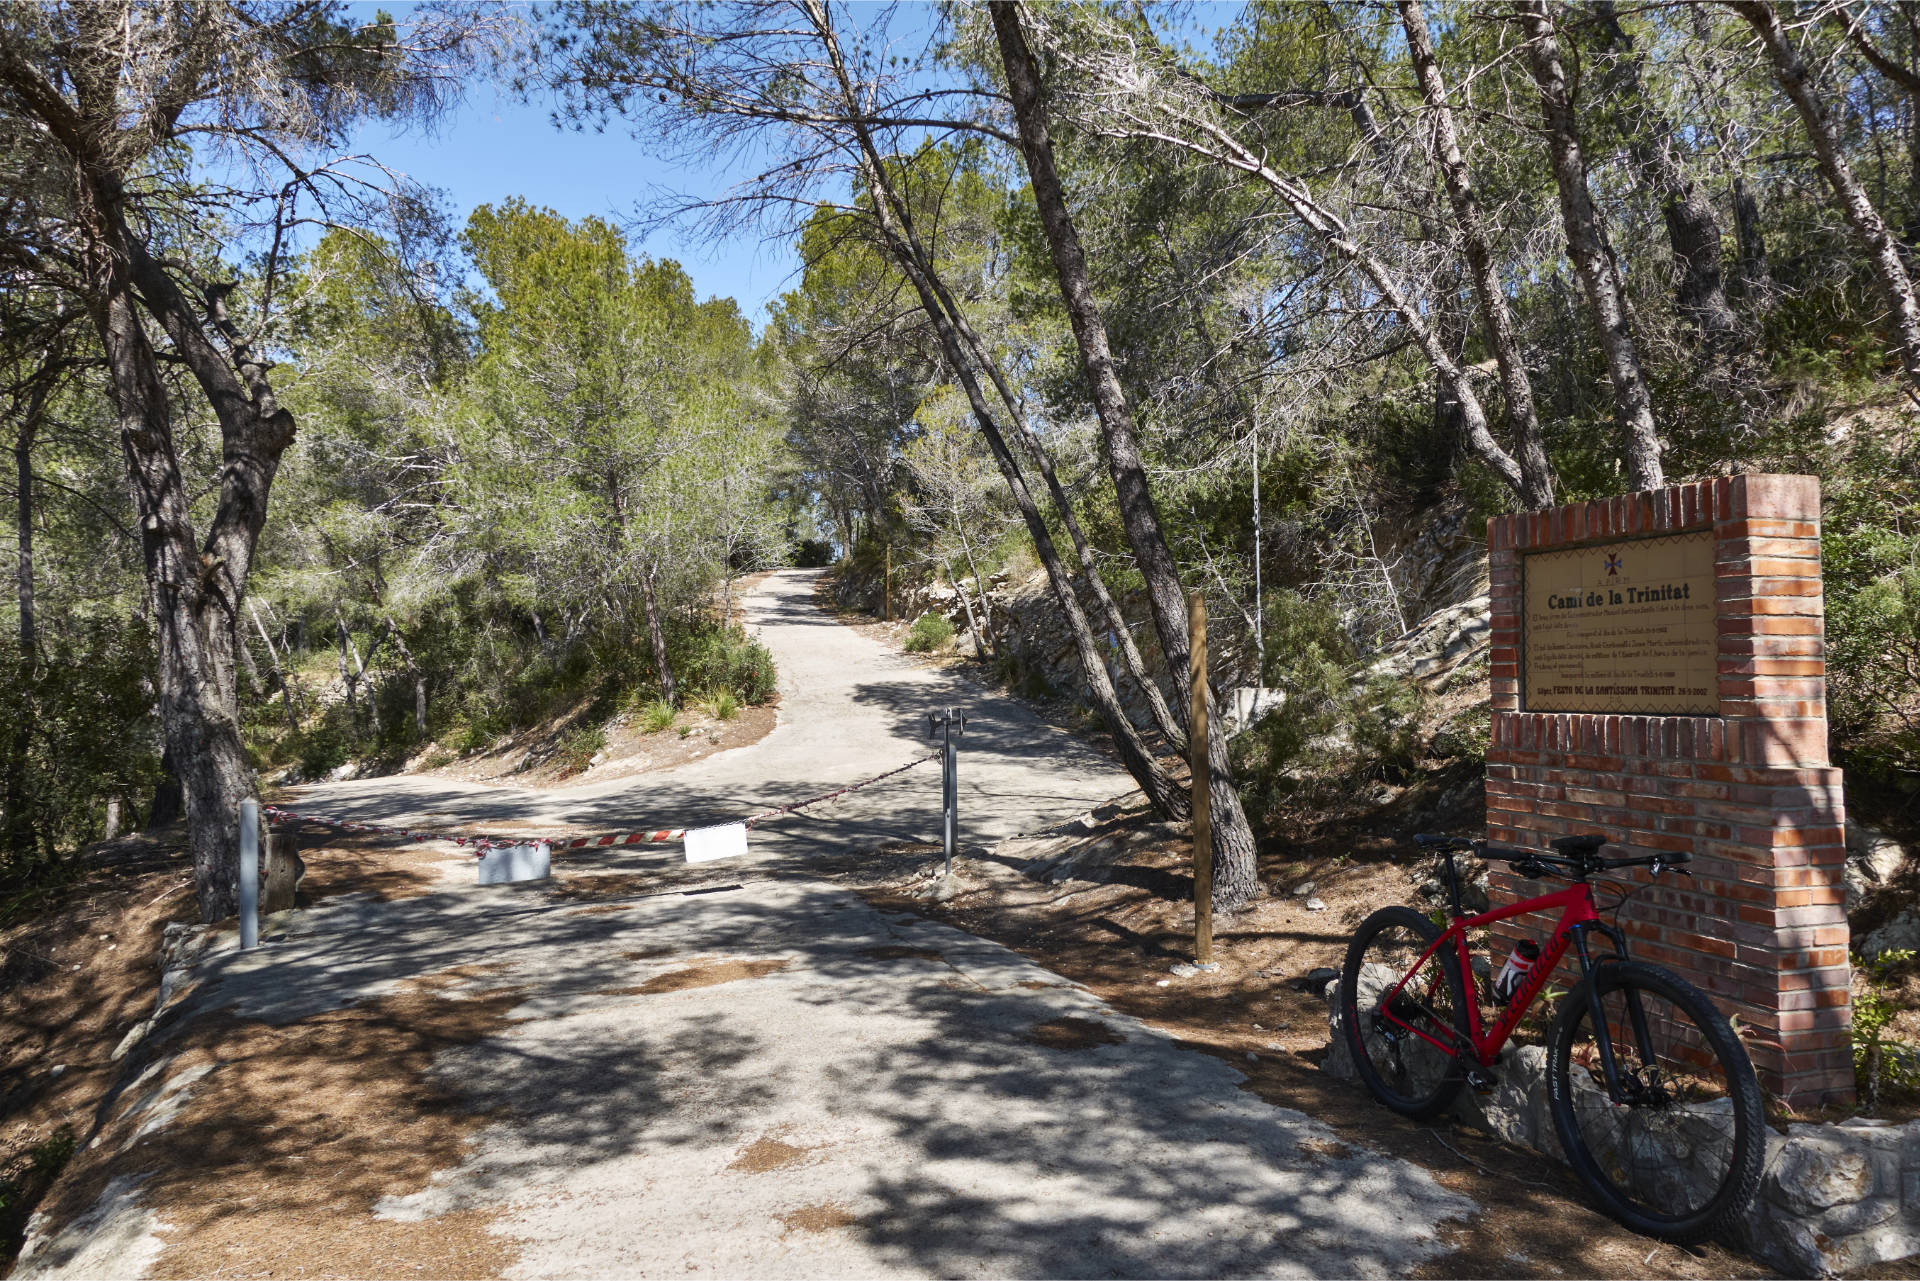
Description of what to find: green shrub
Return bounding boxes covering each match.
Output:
[709,690,740,721]
[904,614,954,653]
[992,649,1053,700]
[1428,698,1491,765]
[1230,590,1433,826]
[1853,949,1919,1107]
[0,1125,74,1265]
[294,713,353,779]
[446,714,499,758]
[554,723,605,777]
[678,625,778,704]
[725,638,777,704]
[0,616,162,873]
[639,700,675,733]
[1350,675,1428,782]
[1825,444,1920,778]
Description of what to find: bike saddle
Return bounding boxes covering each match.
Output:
[1550,832,1608,856]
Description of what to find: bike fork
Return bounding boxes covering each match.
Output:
[1573,924,1651,1104]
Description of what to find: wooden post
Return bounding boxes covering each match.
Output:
[1188,591,1212,965]
[884,544,892,621]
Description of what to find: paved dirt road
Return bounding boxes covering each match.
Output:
[283,569,1130,861]
[21,570,1479,1278]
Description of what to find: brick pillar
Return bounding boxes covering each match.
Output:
[1485,474,1852,1106]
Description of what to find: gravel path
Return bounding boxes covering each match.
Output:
[20,570,1478,1278]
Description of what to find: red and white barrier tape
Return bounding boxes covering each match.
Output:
[262,750,941,857]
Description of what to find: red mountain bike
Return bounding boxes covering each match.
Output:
[1340,832,1764,1243]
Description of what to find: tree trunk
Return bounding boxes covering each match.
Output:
[1433,271,1470,445]
[942,555,989,660]
[1731,0,1920,395]
[236,622,265,697]
[870,176,1187,818]
[802,1,1187,820]
[1591,0,1740,351]
[333,607,363,723]
[65,171,296,920]
[639,560,677,705]
[3,377,45,861]
[1400,0,1558,508]
[385,617,427,739]
[1731,174,1776,306]
[250,602,301,737]
[1516,0,1665,492]
[93,269,255,918]
[13,385,38,660]
[990,1,1261,904]
[923,267,1187,748]
[952,526,998,658]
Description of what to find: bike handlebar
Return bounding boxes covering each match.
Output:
[1413,833,1691,880]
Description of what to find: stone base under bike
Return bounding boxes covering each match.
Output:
[1320,984,1920,1275]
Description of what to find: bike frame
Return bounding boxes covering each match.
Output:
[1377,878,1629,1070]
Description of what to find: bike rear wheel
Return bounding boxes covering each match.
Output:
[1340,905,1471,1120]
[1546,960,1765,1243]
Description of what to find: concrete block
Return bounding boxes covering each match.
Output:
[477,842,550,885]
[263,833,303,912]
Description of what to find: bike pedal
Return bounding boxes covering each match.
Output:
[1465,1067,1498,1095]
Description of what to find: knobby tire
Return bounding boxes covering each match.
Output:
[1340,905,1471,1121]
[1546,960,1765,1243]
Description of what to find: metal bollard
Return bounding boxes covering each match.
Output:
[927,708,967,878]
[239,798,259,950]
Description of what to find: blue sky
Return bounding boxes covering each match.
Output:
[348,81,805,326]
[336,3,1236,328]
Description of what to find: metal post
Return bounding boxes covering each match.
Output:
[239,798,259,950]
[1189,592,1213,967]
[943,720,958,878]
[929,708,966,878]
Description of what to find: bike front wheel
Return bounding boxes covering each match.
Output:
[1546,960,1765,1243]
[1340,905,1471,1120]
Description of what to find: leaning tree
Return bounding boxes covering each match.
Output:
[0,1,497,920]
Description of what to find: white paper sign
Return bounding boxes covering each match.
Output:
[684,822,749,864]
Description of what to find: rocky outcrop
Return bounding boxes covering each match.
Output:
[1863,910,1920,960]
[1847,820,1912,914]
[1359,593,1491,692]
